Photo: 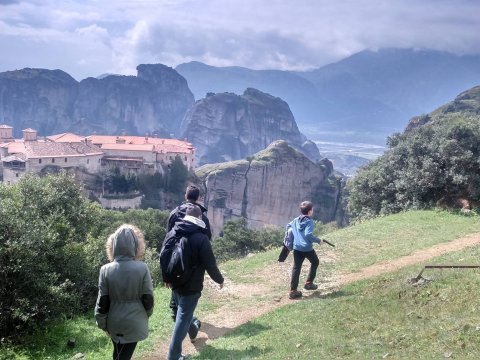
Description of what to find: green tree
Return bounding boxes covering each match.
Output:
[0,173,102,337]
[212,218,283,261]
[167,155,189,194]
[348,115,480,220]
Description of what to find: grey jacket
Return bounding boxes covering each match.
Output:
[94,225,154,344]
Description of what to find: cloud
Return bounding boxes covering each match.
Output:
[0,0,479,79]
[0,0,19,5]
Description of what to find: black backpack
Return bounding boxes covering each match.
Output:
[159,232,194,288]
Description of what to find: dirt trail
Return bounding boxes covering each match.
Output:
[141,233,480,360]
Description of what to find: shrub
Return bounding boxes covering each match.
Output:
[212,218,283,262]
[348,115,480,220]
[0,173,102,338]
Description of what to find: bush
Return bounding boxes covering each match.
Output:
[0,173,102,338]
[212,218,283,262]
[348,115,480,220]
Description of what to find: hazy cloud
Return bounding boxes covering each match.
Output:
[0,0,479,79]
[0,0,19,5]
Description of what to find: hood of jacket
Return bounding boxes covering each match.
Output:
[176,201,208,218]
[173,215,206,237]
[109,225,138,261]
[289,215,310,231]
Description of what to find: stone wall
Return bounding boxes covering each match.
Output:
[26,154,103,174]
[98,195,143,210]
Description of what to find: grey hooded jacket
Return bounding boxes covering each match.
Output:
[94,225,154,344]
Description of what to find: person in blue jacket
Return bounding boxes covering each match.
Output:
[288,201,323,299]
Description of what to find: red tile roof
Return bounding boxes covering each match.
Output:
[4,142,26,154]
[47,133,85,142]
[87,135,194,154]
[25,142,103,158]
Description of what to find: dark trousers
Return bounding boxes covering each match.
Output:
[111,340,137,360]
[290,249,319,290]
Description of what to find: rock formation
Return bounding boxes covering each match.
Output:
[181,88,321,165]
[196,140,343,236]
[0,65,194,137]
[0,68,78,136]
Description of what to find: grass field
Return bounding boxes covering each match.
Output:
[195,245,480,359]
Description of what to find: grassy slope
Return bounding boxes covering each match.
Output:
[326,210,480,272]
[195,210,480,359]
[2,210,480,359]
[196,246,480,360]
[0,290,174,360]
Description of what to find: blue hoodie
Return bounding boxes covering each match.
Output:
[288,215,321,252]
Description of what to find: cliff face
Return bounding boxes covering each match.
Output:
[0,69,78,136]
[196,140,343,236]
[181,88,321,165]
[0,65,194,136]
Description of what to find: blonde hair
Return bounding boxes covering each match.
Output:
[105,224,146,262]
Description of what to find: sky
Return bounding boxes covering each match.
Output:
[1,0,479,80]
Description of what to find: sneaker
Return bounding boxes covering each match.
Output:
[178,355,191,360]
[304,282,318,290]
[289,290,302,299]
[188,317,201,341]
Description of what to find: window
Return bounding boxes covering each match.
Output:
[65,158,67,162]
[52,158,55,163]
[185,156,187,161]
[15,173,19,177]
[39,159,42,164]
[87,159,89,164]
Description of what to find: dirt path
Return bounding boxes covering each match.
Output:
[141,233,480,360]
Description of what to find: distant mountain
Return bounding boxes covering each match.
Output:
[96,73,119,79]
[177,49,480,144]
[0,65,194,137]
[175,61,321,129]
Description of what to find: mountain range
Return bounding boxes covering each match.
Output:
[176,48,480,144]
[1,47,479,161]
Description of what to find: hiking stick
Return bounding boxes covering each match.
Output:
[322,239,335,247]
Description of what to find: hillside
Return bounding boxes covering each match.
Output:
[4,210,478,359]
[348,85,480,219]
[168,210,480,359]
[405,85,480,131]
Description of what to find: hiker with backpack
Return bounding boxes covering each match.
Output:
[288,201,323,300]
[160,203,224,360]
[94,224,154,360]
[167,185,212,239]
[165,185,212,342]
